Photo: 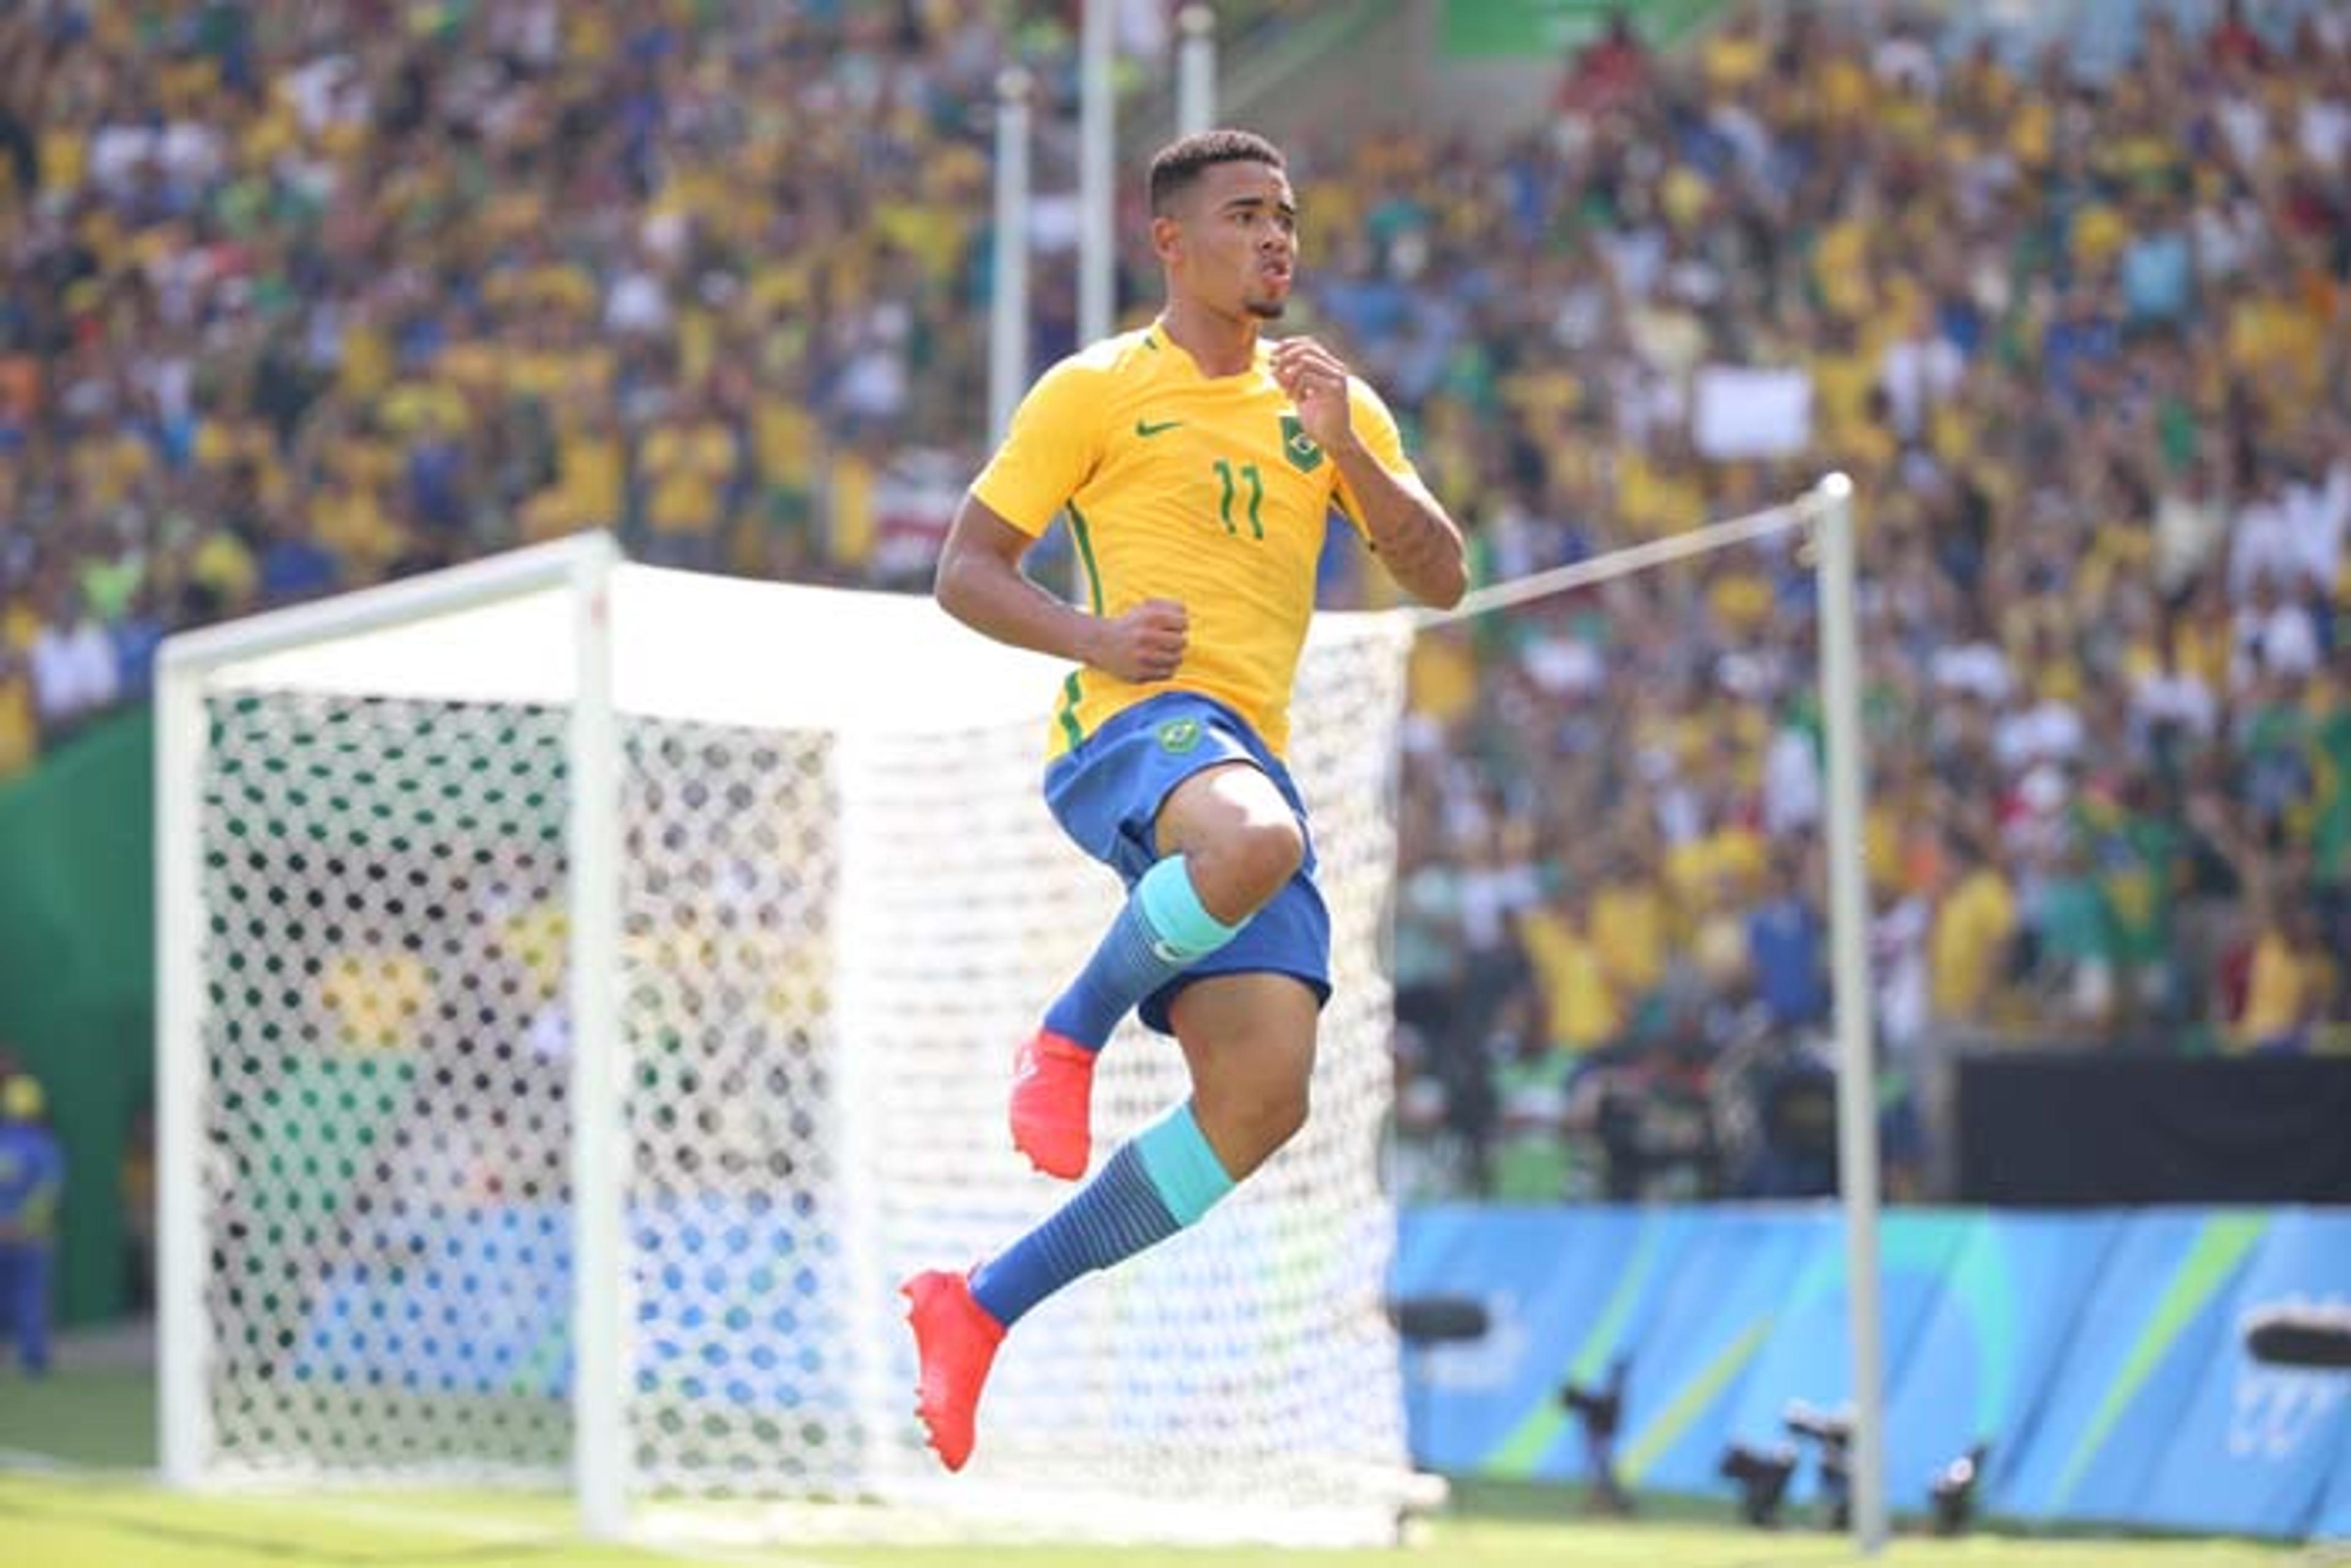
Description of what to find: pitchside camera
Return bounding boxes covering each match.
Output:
[1783,1400,1855,1529]
[1557,1356,1632,1515]
[1388,1295,1492,1346]
[1719,1441,1798,1528]
[1782,1398,1854,1446]
[1930,1441,1989,1536]
[1558,1357,1625,1433]
[2244,1302,2351,1369]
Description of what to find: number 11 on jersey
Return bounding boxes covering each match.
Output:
[1211,459,1265,539]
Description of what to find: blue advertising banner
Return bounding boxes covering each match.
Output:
[1392,1205,1712,1479]
[1884,1211,2123,1515]
[2131,1210,2351,1537]
[2317,1422,2351,1539]
[1393,1204,2347,1539]
[1605,1206,1820,1495]
[288,1195,2350,1540]
[1914,1209,2270,1525]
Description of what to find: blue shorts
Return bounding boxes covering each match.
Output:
[1044,692,1332,1035]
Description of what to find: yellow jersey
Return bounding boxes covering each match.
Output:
[973,323,1417,759]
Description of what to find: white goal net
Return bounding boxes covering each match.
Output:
[155,536,1422,1547]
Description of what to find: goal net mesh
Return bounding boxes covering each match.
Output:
[173,561,1419,1545]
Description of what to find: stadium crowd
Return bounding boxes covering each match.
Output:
[1371,0,2351,1199]
[1,1,2345,1201]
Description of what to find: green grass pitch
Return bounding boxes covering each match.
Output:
[0,1367,2331,1567]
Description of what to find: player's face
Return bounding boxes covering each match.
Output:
[1172,160,1297,320]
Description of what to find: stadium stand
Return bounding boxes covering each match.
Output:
[1,1,2344,1201]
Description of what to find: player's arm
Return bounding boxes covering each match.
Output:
[939,354,1190,682]
[935,496,1189,683]
[1331,447,1467,609]
[1269,337,1466,609]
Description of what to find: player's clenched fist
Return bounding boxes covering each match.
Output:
[1087,598,1188,683]
[1268,336,1354,452]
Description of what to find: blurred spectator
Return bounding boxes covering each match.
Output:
[1746,846,1828,1035]
[27,577,117,740]
[1555,8,1651,121]
[2194,788,2338,1054]
[0,1073,64,1378]
[1513,877,1622,1065]
[2227,880,2331,1056]
[637,383,737,571]
[1929,830,2018,1031]
[1731,1041,1838,1199]
[0,640,36,782]
[255,500,340,606]
[120,1100,155,1315]
[2208,0,2268,70]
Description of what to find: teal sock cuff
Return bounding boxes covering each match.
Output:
[1134,855,1242,961]
[1133,1101,1235,1227]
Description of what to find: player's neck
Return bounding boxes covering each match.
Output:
[1156,299,1259,378]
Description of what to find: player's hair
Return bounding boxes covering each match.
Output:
[1147,129,1285,217]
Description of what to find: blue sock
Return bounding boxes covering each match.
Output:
[970,1101,1236,1327]
[1041,855,1243,1049]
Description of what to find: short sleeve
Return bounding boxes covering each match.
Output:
[1330,377,1419,536]
[968,358,1109,538]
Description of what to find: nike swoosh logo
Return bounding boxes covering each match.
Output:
[1134,418,1184,437]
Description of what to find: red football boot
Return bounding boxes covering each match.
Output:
[902,1269,1006,1472]
[1008,1029,1097,1180]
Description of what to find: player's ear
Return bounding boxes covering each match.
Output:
[1149,210,1184,267]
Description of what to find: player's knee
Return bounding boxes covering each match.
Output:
[1221,815,1304,910]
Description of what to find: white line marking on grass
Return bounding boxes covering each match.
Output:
[0,1462,853,1568]
[0,1453,156,1482]
[260,1493,857,1568]
[0,1449,69,1470]
[633,1539,857,1568]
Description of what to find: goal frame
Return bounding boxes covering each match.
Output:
[153,472,1880,1550]
[152,529,1422,1547]
[154,533,631,1533]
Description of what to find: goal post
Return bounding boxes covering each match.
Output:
[1813,472,1889,1556]
[1415,471,1884,1557]
[156,532,624,1499]
[153,534,1423,1547]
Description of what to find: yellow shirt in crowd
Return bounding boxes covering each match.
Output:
[1515,906,1622,1053]
[1931,868,2017,1024]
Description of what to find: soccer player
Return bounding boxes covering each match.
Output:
[902,128,1467,1471]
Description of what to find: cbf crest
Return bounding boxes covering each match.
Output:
[1279,413,1324,473]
